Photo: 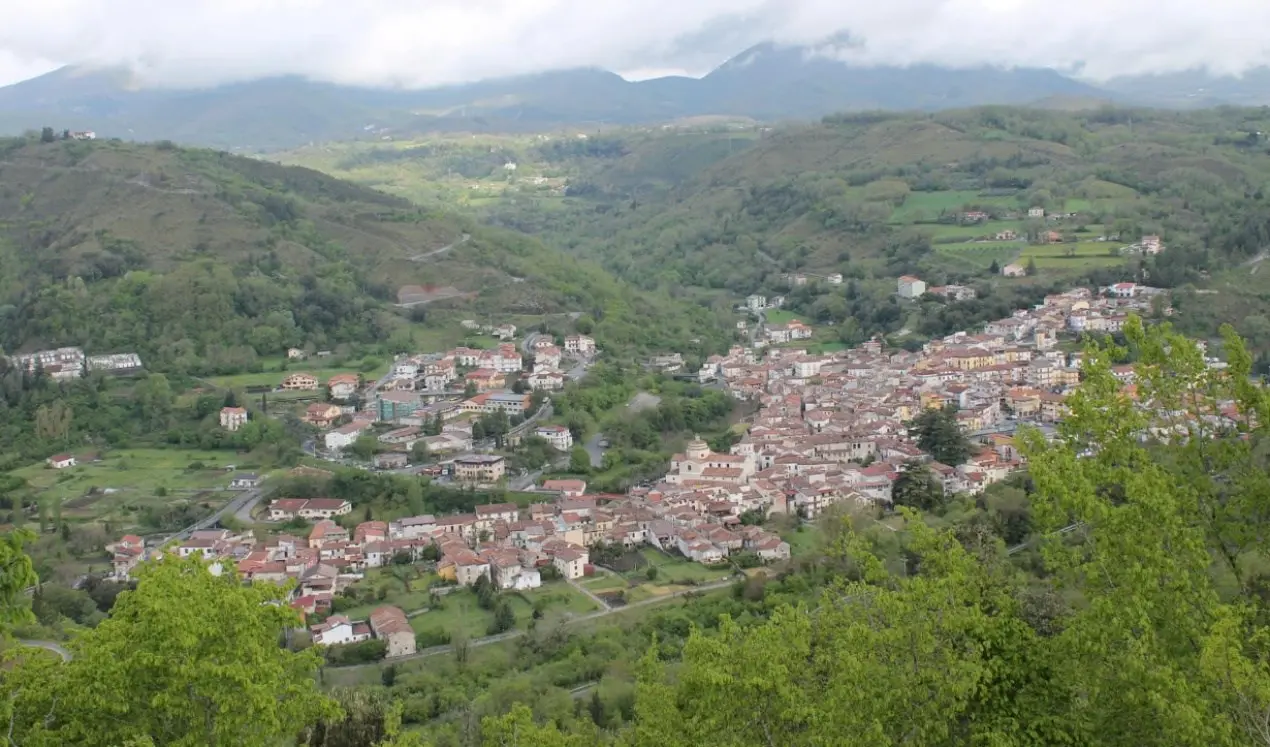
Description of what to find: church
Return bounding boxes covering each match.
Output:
[665,435,756,487]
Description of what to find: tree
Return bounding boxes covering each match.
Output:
[890,461,945,512]
[988,259,1000,275]
[909,404,973,466]
[1,553,339,745]
[1025,256,1038,275]
[569,445,592,474]
[40,127,55,143]
[0,530,37,626]
[348,434,379,461]
[300,687,402,747]
[409,439,430,465]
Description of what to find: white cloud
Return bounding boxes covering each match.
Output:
[2,0,1269,88]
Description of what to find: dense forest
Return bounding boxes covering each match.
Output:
[0,135,732,376]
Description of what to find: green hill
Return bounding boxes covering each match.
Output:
[0,135,726,375]
[283,107,1270,353]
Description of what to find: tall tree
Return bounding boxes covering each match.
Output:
[1,553,339,746]
[890,460,945,512]
[909,404,973,466]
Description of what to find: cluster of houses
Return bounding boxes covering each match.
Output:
[687,285,1167,519]
[8,346,143,380]
[232,331,597,459]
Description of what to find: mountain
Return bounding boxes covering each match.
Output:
[0,45,1115,150]
[0,135,724,374]
[1102,67,1270,107]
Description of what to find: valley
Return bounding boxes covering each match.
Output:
[6,96,1270,747]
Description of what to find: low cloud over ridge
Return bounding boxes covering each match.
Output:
[2,0,1269,88]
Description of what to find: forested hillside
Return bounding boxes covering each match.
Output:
[0,135,727,375]
[463,107,1270,352]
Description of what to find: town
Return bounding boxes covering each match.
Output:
[99,280,1190,658]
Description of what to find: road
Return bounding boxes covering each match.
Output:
[330,577,738,670]
[15,639,70,661]
[169,487,269,541]
[408,233,470,262]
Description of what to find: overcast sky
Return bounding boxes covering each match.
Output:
[2,0,1269,89]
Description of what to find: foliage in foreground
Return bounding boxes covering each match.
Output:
[6,318,1270,746]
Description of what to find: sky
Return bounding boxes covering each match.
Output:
[2,0,1270,89]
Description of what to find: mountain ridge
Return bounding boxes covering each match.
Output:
[0,44,1119,150]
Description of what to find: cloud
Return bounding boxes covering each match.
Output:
[2,0,1269,88]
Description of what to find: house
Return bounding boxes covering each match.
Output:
[369,606,417,657]
[70,131,96,140]
[897,276,926,299]
[552,548,589,580]
[1040,230,1063,244]
[525,369,565,391]
[109,535,145,579]
[308,520,349,548]
[325,421,371,453]
[1028,207,1045,218]
[961,210,990,222]
[542,479,586,498]
[995,230,1018,241]
[47,454,76,470]
[564,335,597,356]
[219,407,248,431]
[1141,235,1163,255]
[464,368,506,392]
[745,294,767,310]
[453,455,506,485]
[1107,282,1137,299]
[310,615,372,646]
[287,348,308,360]
[493,324,517,340]
[1001,263,1027,278]
[303,403,343,428]
[826,273,843,285]
[534,425,573,451]
[229,473,262,490]
[268,498,353,521]
[327,374,361,401]
[282,373,319,391]
[462,391,531,415]
[373,452,409,469]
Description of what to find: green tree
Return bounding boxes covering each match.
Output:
[569,446,592,474]
[39,127,55,143]
[890,460,945,512]
[348,434,379,461]
[909,404,972,466]
[0,530,37,627]
[409,439,430,464]
[1,553,339,746]
[1025,256,1038,275]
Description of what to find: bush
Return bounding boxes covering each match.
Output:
[415,629,451,648]
[322,639,387,665]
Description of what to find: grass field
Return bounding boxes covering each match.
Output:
[891,190,1018,223]
[934,242,1021,270]
[924,220,1025,241]
[763,309,805,325]
[1019,241,1126,270]
[408,582,598,639]
[9,448,244,526]
[206,360,391,389]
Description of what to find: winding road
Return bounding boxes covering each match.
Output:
[15,639,70,661]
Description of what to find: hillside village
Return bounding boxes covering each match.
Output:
[103,280,1208,657]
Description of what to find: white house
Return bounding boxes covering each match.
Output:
[47,454,76,469]
[564,335,596,355]
[745,294,767,310]
[219,407,248,431]
[534,424,574,451]
[897,276,926,299]
[1001,263,1027,278]
[325,421,371,452]
[1028,206,1045,218]
[826,273,843,285]
[310,616,372,646]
